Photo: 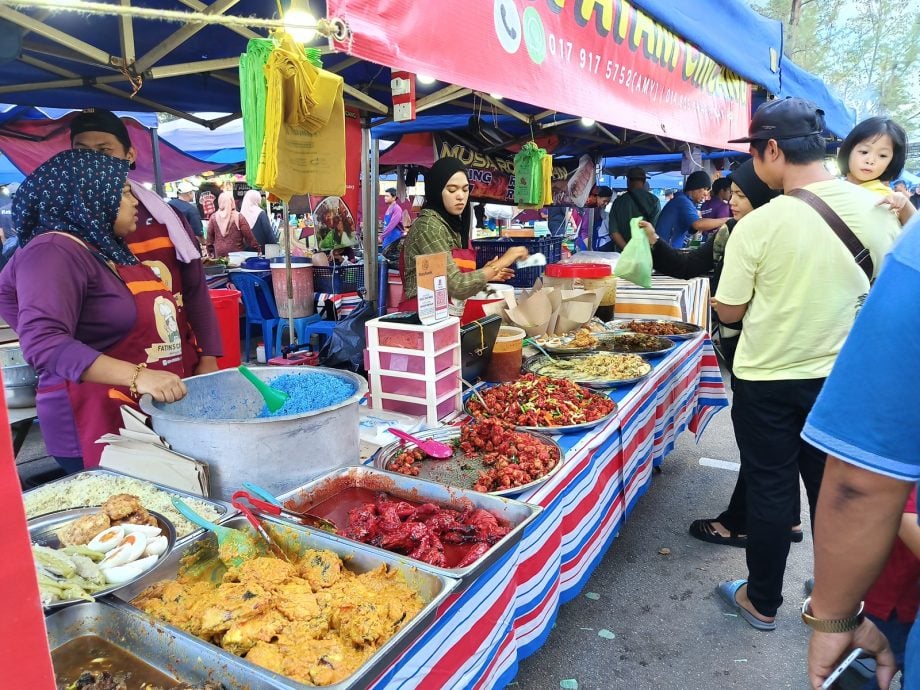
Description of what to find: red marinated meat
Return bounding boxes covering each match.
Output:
[456,542,490,567]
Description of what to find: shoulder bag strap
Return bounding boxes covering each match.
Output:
[786,188,873,281]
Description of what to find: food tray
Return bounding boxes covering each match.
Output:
[597,334,676,356]
[276,465,541,589]
[605,318,703,340]
[45,600,278,688]
[374,426,565,497]
[114,516,459,690]
[463,388,619,435]
[533,332,615,355]
[22,468,235,546]
[522,354,654,389]
[30,507,176,610]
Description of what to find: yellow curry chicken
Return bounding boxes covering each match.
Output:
[133,549,424,686]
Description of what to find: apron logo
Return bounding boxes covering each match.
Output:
[146,296,183,363]
[143,259,173,292]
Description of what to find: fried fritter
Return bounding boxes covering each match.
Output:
[101,494,143,520]
[59,512,111,546]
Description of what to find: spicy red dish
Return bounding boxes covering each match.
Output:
[342,491,510,568]
[466,373,615,428]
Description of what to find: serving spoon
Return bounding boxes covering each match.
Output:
[237,364,288,413]
[387,427,454,459]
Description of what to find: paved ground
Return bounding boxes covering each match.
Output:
[513,381,820,690]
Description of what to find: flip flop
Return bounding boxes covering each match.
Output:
[688,519,746,547]
[716,579,776,631]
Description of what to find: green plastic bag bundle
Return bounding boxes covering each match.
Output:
[614,217,652,288]
[513,142,546,206]
[239,38,274,188]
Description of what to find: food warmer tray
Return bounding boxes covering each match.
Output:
[276,465,542,589]
[605,318,703,341]
[522,353,654,389]
[46,599,283,689]
[597,334,676,356]
[22,468,236,546]
[114,516,459,690]
[374,426,565,498]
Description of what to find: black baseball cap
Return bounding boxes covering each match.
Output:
[69,109,136,168]
[728,97,825,143]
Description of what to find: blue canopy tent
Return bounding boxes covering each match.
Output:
[0,153,23,184]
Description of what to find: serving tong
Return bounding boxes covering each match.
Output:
[233,488,337,533]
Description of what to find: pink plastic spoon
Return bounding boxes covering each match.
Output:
[387,428,454,459]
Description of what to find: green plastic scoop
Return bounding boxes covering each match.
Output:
[237,364,289,412]
[171,497,262,568]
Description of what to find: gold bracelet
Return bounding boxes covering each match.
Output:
[129,363,147,398]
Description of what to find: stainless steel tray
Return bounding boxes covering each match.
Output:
[522,353,654,389]
[596,334,676,356]
[45,599,281,688]
[373,426,565,497]
[31,507,176,610]
[276,465,542,588]
[22,468,235,545]
[605,318,703,340]
[114,516,459,690]
[463,389,619,434]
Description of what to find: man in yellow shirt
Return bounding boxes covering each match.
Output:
[712,98,901,631]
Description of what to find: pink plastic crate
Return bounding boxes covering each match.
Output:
[374,395,458,421]
[378,369,458,398]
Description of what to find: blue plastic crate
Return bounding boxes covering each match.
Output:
[312,263,365,293]
[472,237,563,289]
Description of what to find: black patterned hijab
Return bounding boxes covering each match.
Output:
[15,149,136,264]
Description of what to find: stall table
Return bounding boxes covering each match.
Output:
[614,276,711,330]
[368,332,728,688]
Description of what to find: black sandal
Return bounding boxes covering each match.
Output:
[688,519,747,548]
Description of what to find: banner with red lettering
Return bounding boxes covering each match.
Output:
[327,0,750,149]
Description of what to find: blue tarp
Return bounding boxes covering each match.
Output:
[778,60,855,138]
[631,0,784,93]
[0,154,24,184]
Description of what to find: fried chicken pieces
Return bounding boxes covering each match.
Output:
[59,494,157,546]
[133,550,424,686]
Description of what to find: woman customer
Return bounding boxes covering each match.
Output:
[0,150,189,472]
[399,157,527,310]
[381,187,405,250]
[239,189,276,250]
[206,191,260,257]
[640,159,799,548]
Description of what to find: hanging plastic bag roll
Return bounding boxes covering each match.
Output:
[513,142,546,206]
[613,217,653,288]
[541,154,554,206]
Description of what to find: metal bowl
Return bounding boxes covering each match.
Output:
[29,507,176,610]
[0,345,37,387]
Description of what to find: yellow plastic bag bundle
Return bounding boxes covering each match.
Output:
[513,142,545,206]
[541,154,554,206]
[258,32,346,201]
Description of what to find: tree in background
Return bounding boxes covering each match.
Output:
[754,0,920,141]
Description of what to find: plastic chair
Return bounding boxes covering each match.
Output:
[299,313,337,350]
[229,272,284,361]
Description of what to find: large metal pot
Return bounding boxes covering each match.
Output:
[140,367,367,501]
[0,345,37,388]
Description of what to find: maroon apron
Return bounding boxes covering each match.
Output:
[397,248,478,312]
[67,257,187,468]
[126,216,201,374]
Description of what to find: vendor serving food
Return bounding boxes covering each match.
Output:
[399,157,528,310]
[0,150,189,471]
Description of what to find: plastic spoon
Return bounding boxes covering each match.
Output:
[387,427,454,459]
[235,487,337,532]
[237,364,288,413]
[171,497,260,568]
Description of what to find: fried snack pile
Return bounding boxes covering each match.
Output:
[60,494,158,547]
[133,550,425,686]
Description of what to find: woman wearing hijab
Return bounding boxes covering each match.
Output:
[639,158,798,548]
[380,187,405,250]
[399,157,527,309]
[239,189,276,250]
[206,191,260,258]
[0,149,189,472]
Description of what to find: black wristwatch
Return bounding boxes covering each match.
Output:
[801,597,865,633]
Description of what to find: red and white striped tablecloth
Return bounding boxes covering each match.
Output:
[368,333,728,689]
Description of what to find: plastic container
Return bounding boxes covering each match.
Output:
[472,237,563,288]
[364,348,457,375]
[372,392,459,422]
[369,317,459,353]
[270,257,314,318]
[377,367,460,399]
[207,288,242,370]
[582,273,618,322]
[484,326,525,383]
[255,342,266,363]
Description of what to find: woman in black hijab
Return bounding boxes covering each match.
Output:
[399,157,527,309]
[639,158,790,548]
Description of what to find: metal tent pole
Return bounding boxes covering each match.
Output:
[282,200,296,346]
[150,126,164,196]
[361,123,379,307]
